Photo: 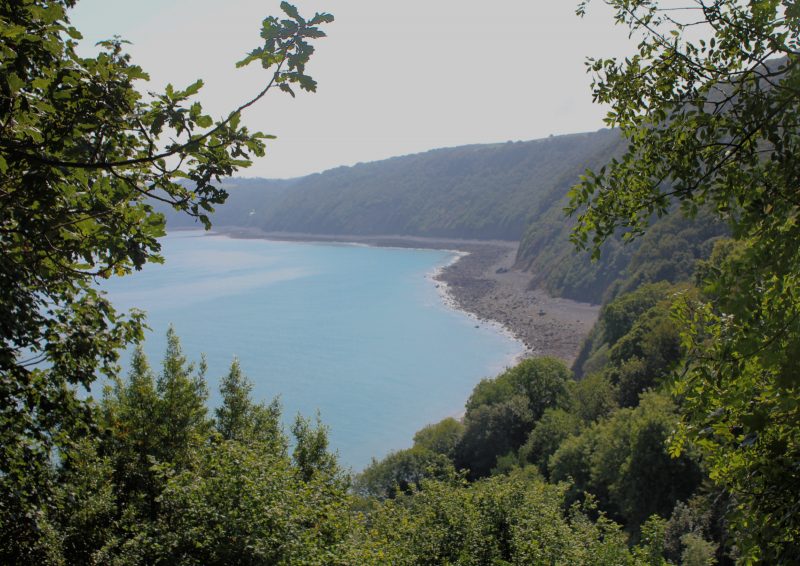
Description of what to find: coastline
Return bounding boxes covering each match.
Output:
[431,242,599,364]
[210,226,600,365]
[427,251,529,365]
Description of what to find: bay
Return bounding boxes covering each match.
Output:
[102,230,524,470]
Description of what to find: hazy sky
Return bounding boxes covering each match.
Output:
[69,1,635,179]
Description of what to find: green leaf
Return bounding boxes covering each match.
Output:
[182,79,204,97]
[195,115,213,128]
[281,2,303,23]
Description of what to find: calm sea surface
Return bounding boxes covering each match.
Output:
[102,230,523,470]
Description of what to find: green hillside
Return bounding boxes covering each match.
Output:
[256,129,625,240]
[166,129,624,241]
[515,198,728,304]
[164,177,296,229]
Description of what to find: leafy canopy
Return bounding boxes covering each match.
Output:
[0,0,332,557]
[570,0,800,560]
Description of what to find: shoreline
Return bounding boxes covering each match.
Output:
[210,227,600,365]
[426,252,530,366]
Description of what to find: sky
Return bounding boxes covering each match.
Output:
[69,1,635,179]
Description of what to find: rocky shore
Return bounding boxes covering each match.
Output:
[216,228,600,365]
[432,243,599,365]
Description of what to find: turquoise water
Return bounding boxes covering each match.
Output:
[102,231,523,470]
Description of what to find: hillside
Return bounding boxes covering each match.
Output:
[167,129,625,241]
[256,129,625,240]
[164,177,296,229]
[514,196,728,304]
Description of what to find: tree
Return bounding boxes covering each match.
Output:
[568,371,618,423]
[465,357,571,421]
[215,357,284,450]
[153,327,210,469]
[100,345,162,517]
[291,413,340,483]
[0,0,332,559]
[570,1,799,559]
[605,298,682,407]
[519,408,583,477]
[40,438,117,565]
[412,417,464,458]
[215,357,253,441]
[98,332,218,530]
[354,446,456,500]
[457,358,571,478]
[456,394,535,479]
[549,393,702,529]
[599,283,674,346]
[121,438,353,565]
[87,332,354,564]
[349,472,638,565]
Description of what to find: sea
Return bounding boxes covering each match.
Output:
[101,230,524,470]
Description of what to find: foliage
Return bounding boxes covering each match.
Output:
[153,327,211,470]
[215,357,255,440]
[550,393,702,528]
[573,282,688,413]
[608,213,726,301]
[0,1,332,559]
[455,394,535,480]
[567,371,618,423]
[215,357,284,450]
[519,408,583,478]
[574,282,678,389]
[350,472,638,565]
[519,194,725,304]
[44,438,117,565]
[680,533,718,566]
[456,358,571,479]
[122,439,353,565]
[35,336,696,565]
[354,446,456,500]
[163,130,630,254]
[606,298,683,407]
[465,357,571,420]
[599,283,675,346]
[663,495,724,566]
[291,412,340,483]
[367,340,700,542]
[412,417,464,458]
[253,130,625,241]
[518,209,634,303]
[632,515,668,566]
[571,0,800,559]
[98,330,215,538]
[34,332,351,564]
